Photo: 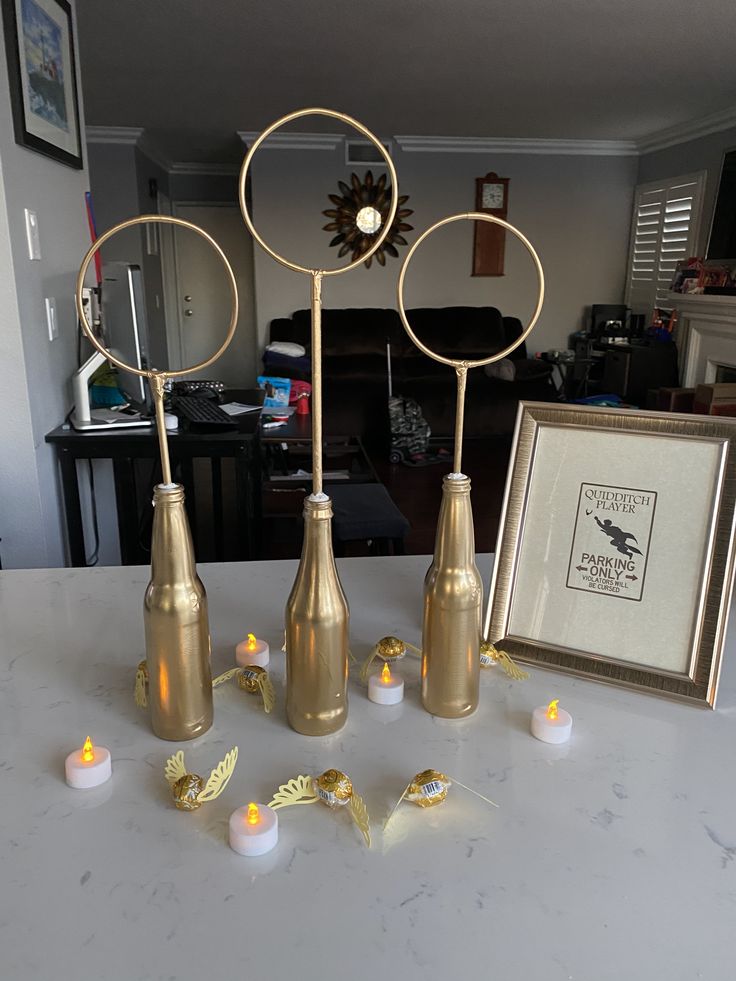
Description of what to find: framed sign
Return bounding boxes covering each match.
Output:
[486,402,736,707]
[2,0,82,168]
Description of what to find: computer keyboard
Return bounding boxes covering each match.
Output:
[171,396,237,429]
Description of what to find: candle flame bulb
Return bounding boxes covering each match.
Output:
[381,662,391,684]
[546,699,559,721]
[81,736,94,763]
[247,633,257,651]
[247,802,260,825]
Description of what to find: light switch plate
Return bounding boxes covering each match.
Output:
[45,297,58,341]
[25,209,41,260]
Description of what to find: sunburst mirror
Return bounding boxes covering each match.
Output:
[323,170,413,268]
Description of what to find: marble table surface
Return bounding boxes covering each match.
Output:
[1,554,735,981]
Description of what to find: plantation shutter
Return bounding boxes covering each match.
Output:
[625,172,706,314]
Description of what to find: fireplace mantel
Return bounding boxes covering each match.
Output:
[670,293,736,387]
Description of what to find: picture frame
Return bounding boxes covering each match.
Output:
[485,402,736,707]
[2,0,82,169]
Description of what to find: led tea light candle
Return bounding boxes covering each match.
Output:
[229,802,279,856]
[368,662,404,705]
[65,736,112,789]
[531,699,572,744]
[235,632,270,668]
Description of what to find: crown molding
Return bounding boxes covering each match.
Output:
[237,130,343,151]
[394,135,638,156]
[636,105,736,155]
[85,125,144,145]
[168,161,240,176]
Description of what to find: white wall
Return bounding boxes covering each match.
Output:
[250,145,638,352]
[0,0,91,568]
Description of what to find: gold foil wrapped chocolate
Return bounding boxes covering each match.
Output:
[360,635,421,683]
[211,665,276,713]
[406,769,450,808]
[479,641,530,680]
[268,769,370,846]
[384,768,498,833]
[164,747,238,811]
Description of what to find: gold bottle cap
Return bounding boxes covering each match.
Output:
[406,769,450,808]
[376,636,407,660]
[238,665,266,693]
[172,773,205,811]
[315,768,353,807]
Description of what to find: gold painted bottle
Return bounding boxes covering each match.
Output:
[422,474,482,718]
[144,484,213,740]
[285,495,349,735]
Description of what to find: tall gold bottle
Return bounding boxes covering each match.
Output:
[285,495,349,735]
[422,475,482,718]
[144,484,213,741]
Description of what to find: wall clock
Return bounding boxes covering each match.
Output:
[472,172,510,276]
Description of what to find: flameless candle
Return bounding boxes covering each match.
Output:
[65,736,112,789]
[235,632,270,668]
[368,662,405,705]
[229,802,278,856]
[531,699,572,744]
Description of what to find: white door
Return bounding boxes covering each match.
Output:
[169,203,258,386]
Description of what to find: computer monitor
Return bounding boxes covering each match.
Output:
[100,262,151,410]
[590,304,629,338]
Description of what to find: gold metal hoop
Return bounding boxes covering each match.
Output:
[238,107,399,276]
[75,215,239,379]
[397,213,545,369]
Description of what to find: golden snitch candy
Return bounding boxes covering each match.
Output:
[210,666,276,713]
[406,769,451,808]
[360,635,421,683]
[384,768,498,833]
[267,769,371,847]
[164,746,238,811]
[479,641,529,681]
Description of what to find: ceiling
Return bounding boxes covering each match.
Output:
[76,0,736,162]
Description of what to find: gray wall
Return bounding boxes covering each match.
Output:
[0,0,92,569]
[638,125,736,255]
[250,146,639,353]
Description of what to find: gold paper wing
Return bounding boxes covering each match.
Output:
[258,672,276,714]
[165,750,187,786]
[383,782,411,833]
[495,647,529,681]
[134,664,148,708]
[281,631,287,653]
[212,667,241,688]
[349,792,371,848]
[359,645,379,684]
[404,640,422,658]
[268,774,319,810]
[199,746,239,803]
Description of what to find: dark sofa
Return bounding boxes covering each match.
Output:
[265,307,554,447]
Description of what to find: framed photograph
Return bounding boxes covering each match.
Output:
[485,402,736,707]
[2,0,82,168]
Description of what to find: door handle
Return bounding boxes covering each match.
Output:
[184,309,193,317]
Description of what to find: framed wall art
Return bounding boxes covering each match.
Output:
[2,0,82,168]
[485,402,736,707]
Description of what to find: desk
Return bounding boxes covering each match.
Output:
[45,420,261,566]
[1,555,735,980]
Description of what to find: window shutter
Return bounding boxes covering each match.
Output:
[625,172,706,314]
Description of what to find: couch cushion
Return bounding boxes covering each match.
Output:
[291,308,403,357]
[399,307,505,359]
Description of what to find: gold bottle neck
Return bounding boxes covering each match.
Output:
[433,474,476,566]
[150,483,197,583]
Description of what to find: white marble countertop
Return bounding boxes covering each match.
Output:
[1,554,735,981]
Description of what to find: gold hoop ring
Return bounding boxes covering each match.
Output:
[75,215,239,379]
[397,213,545,369]
[238,107,399,276]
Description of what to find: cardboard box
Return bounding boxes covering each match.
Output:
[693,383,736,416]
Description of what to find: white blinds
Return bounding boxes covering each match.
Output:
[625,173,706,313]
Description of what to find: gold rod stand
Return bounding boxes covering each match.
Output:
[453,365,468,475]
[310,271,323,496]
[150,374,172,485]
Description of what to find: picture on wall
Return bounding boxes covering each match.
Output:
[2,0,82,168]
[486,402,736,707]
